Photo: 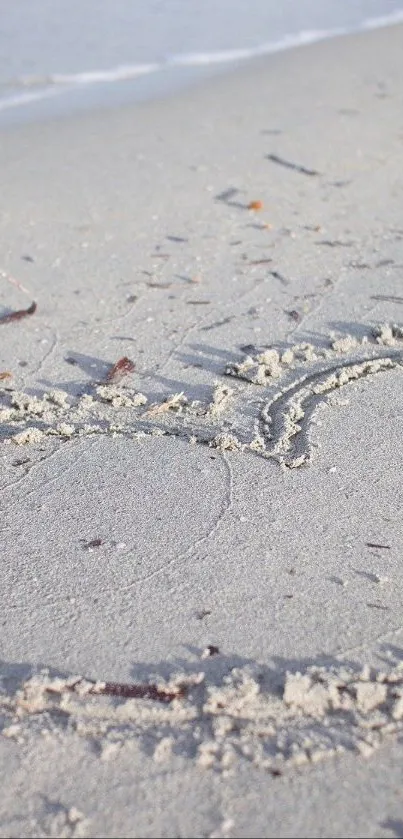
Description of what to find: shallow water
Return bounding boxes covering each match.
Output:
[1,0,403,122]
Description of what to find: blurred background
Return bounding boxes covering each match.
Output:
[1,0,402,122]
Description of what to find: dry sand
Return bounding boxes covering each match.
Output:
[1,23,403,839]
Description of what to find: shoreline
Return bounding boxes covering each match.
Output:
[1,9,403,128]
[1,22,403,838]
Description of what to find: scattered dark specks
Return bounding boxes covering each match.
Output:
[366,542,391,550]
[81,538,103,550]
[126,294,138,304]
[201,645,220,658]
[65,356,78,365]
[287,568,296,575]
[12,457,30,466]
[21,254,34,262]
[269,768,283,777]
[283,594,294,599]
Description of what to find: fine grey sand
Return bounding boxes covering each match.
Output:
[1,23,403,839]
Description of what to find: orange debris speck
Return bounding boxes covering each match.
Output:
[248,200,264,211]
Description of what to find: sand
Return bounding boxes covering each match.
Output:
[1,22,403,839]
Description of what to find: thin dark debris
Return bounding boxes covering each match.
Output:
[366,542,391,550]
[248,258,273,266]
[187,300,211,305]
[48,678,185,704]
[371,295,403,304]
[270,270,289,286]
[97,682,185,702]
[329,180,352,188]
[366,603,389,611]
[215,187,240,203]
[105,356,135,383]
[0,301,37,324]
[195,609,212,620]
[266,153,320,177]
[201,316,234,332]
[81,538,103,550]
[316,240,353,248]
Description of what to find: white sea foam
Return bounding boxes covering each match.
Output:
[0,8,402,115]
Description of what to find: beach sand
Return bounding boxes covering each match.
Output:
[1,22,403,838]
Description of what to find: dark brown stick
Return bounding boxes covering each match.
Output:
[0,301,37,324]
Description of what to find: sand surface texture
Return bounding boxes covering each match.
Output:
[1,24,403,839]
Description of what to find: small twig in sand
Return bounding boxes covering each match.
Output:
[270,270,289,286]
[371,295,403,304]
[366,542,391,550]
[47,678,185,704]
[0,301,37,324]
[267,153,320,177]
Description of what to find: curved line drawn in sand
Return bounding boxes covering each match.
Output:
[2,655,403,774]
[1,323,403,469]
[2,326,403,776]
